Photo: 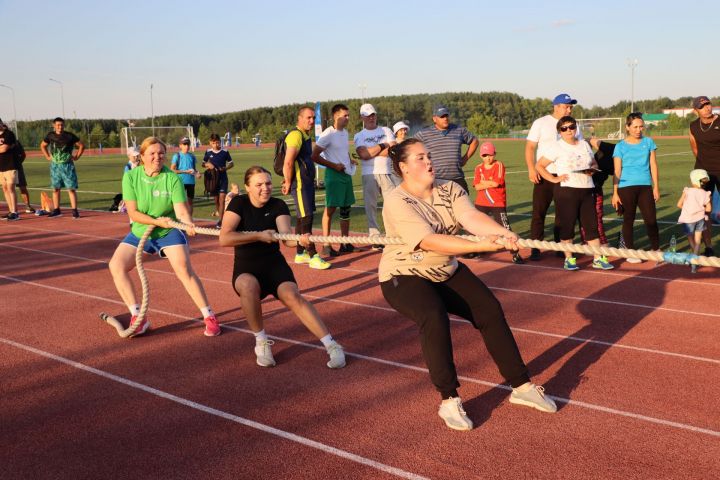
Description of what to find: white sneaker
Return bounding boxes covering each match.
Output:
[625,257,643,264]
[438,397,473,431]
[254,339,276,367]
[325,341,346,369]
[509,383,557,413]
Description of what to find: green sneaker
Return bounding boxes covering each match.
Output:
[308,254,331,270]
[563,257,579,271]
[592,255,614,270]
[294,252,312,264]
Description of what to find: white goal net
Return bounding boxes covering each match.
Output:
[576,117,623,141]
[120,125,195,154]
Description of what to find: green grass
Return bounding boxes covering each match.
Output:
[19,138,703,251]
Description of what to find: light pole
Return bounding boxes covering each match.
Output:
[49,78,65,118]
[626,59,639,113]
[0,83,18,137]
[150,83,155,136]
[358,83,367,102]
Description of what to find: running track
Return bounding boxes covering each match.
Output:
[1,211,719,479]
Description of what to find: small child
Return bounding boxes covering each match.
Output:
[677,169,712,273]
[473,142,523,264]
[223,182,240,214]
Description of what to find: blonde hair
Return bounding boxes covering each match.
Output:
[139,136,167,156]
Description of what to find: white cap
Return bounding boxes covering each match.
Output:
[690,168,709,187]
[393,121,409,134]
[127,146,139,157]
[360,103,377,117]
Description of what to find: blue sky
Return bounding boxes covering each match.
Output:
[2,0,717,121]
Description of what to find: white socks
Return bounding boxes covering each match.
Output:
[129,304,140,316]
[200,306,214,318]
[320,334,334,348]
[254,329,269,344]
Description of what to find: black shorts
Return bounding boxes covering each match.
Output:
[232,253,296,300]
[17,164,27,188]
[184,184,195,200]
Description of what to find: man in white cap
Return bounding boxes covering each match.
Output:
[354,103,399,250]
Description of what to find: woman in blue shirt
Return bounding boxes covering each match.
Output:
[611,113,660,262]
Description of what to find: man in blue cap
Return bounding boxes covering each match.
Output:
[414,105,478,192]
[524,93,583,260]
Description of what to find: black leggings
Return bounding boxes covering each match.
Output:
[380,263,530,399]
[617,185,659,250]
[555,186,599,242]
[530,178,561,242]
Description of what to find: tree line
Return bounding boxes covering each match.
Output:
[13,92,716,149]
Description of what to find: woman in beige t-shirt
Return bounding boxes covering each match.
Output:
[380,139,557,431]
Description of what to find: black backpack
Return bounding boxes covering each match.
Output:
[273,129,295,176]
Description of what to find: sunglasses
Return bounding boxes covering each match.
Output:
[481,154,495,157]
[559,124,577,132]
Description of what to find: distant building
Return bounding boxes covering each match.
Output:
[642,113,669,125]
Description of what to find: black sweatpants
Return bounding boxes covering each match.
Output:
[617,185,659,250]
[380,263,530,399]
[530,177,561,242]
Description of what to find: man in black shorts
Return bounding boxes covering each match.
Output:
[0,119,19,220]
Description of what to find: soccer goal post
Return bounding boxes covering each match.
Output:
[120,125,195,154]
[576,118,623,141]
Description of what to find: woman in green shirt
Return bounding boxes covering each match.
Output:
[108,137,221,338]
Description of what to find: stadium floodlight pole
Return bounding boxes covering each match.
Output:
[0,83,18,137]
[48,78,65,118]
[358,83,367,102]
[626,59,639,113]
[150,83,155,136]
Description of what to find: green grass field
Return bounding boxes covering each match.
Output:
[17,138,706,252]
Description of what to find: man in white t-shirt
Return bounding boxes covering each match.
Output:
[312,104,357,256]
[524,93,584,260]
[354,103,399,251]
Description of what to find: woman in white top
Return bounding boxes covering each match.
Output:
[536,116,613,271]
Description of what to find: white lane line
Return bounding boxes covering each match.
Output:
[3,241,719,365]
[1,277,718,439]
[0,337,429,480]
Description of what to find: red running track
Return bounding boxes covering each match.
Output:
[1,210,719,479]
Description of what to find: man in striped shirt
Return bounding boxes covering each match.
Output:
[414,105,479,192]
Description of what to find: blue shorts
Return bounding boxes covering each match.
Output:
[50,162,78,189]
[681,219,705,235]
[121,228,187,257]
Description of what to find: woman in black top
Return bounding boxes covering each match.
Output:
[219,166,345,369]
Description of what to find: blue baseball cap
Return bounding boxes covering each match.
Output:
[552,93,577,105]
[433,105,450,117]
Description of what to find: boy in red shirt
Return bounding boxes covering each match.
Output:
[473,142,524,264]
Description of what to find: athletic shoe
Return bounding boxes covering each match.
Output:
[203,315,221,337]
[35,209,49,216]
[529,248,541,261]
[294,252,312,264]
[308,254,331,270]
[703,247,715,257]
[339,243,354,253]
[438,397,473,431]
[47,208,62,218]
[511,252,525,264]
[509,383,557,413]
[592,256,614,270]
[127,315,150,338]
[322,245,340,257]
[25,207,36,214]
[625,257,643,264]
[563,257,579,271]
[215,220,222,229]
[2,212,19,221]
[691,264,698,274]
[325,341,346,369]
[72,209,80,219]
[371,244,384,251]
[254,339,276,367]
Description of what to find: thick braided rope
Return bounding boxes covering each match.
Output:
[168,220,720,268]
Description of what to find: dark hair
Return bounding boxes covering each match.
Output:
[556,115,576,132]
[244,165,271,186]
[209,133,221,142]
[53,117,64,124]
[626,112,643,126]
[331,104,349,116]
[388,138,423,177]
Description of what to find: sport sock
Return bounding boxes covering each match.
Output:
[320,334,334,348]
[254,329,269,344]
[200,306,214,318]
[129,304,140,316]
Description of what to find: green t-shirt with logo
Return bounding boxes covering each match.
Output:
[122,165,187,239]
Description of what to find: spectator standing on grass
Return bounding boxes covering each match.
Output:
[171,137,199,215]
[393,121,410,143]
[354,103,399,251]
[280,106,330,270]
[312,104,357,257]
[580,138,615,248]
[219,166,345,368]
[536,116,614,271]
[611,113,660,263]
[472,141,524,264]
[525,93,583,261]
[40,117,85,219]
[414,105,478,193]
[677,169,712,274]
[688,95,720,256]
[0,120,19,221]
[380,139,556,432]
[13,141,36,215]
[203,133,234,228]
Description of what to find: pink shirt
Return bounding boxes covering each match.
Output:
[678,187,711,224]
